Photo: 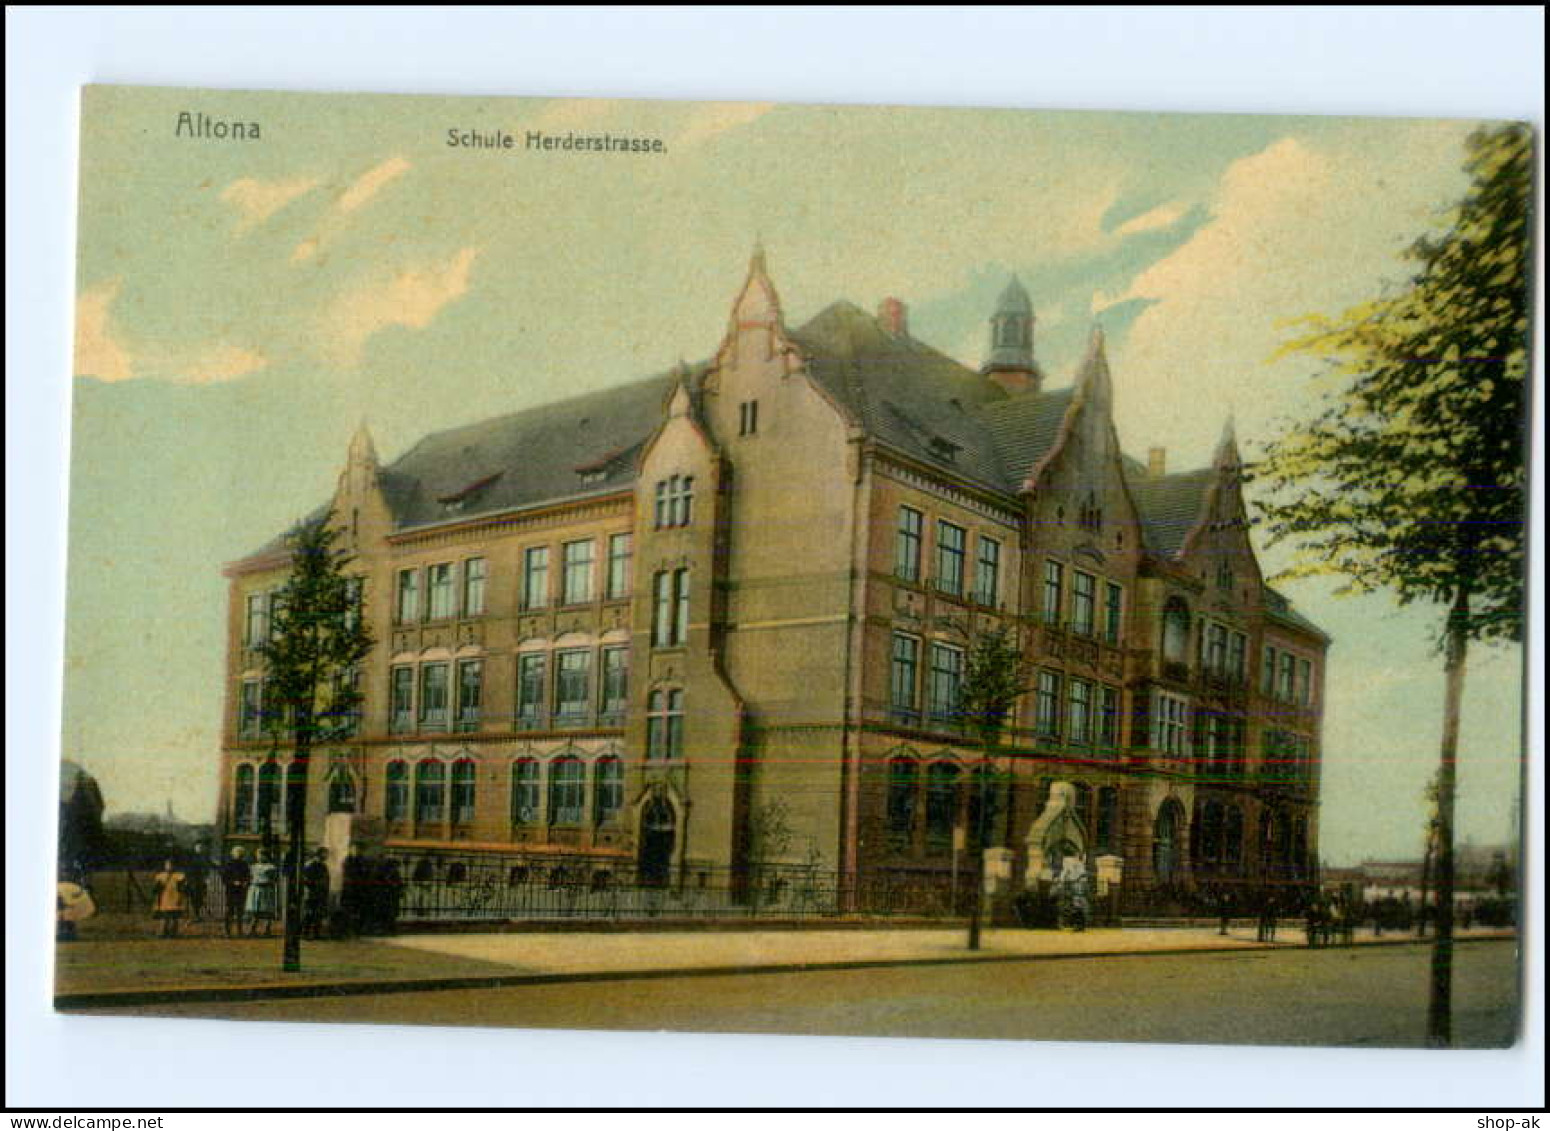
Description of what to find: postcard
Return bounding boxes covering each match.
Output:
[55,84,1531,1050]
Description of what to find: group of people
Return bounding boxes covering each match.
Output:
[146,842,403,939]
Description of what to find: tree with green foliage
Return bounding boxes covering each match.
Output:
[956,620,1033,949]
[1253,124,1531,1047]
[257,512,374,972]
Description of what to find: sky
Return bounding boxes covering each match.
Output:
[62,85,1525,865]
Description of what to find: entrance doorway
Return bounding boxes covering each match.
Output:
[638,797,676,887]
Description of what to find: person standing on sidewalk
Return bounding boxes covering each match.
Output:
[183,840,212,925]
[150,859,188,938]
[245,849,280,937]
[339,844,371,936]
[221,846,251,937]
[302,848,331,940]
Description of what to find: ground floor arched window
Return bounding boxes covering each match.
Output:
[327,768,357,813]
[1153,799,1185,883]
[233,764,256,833]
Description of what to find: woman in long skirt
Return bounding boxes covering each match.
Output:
[244,850,280,937]
[151,859,188,938]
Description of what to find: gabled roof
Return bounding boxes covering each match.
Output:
[975,387,1077,488]
[1264,586,1332,642]
[788,301,1013,491]
[1127,467,1217,557]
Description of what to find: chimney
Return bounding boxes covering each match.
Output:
[878,296,908,337]
[1148,447,1167,478]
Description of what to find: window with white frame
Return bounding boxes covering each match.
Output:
[1035,670,1062,738]
[975,536,1001,606]
[239,679,264,739]
[245,593,270,646]
[655,475,694,528]
[891,633,921,718]
[600,646,629,721]
[385,761,409,822]
[418,663,449,731]
[593,757,624,826]
[522,547,550,610]
[462,558,487,617]
[554,649,592,724]
[1067,679,1093,744]
[389,666,414,734]
[395,568,420,624]
[455,658,482,732]
[646,689,684,760]
[548,757,585,825]
[511,759,541,825]
[606,533,632,599]
[451,759,477,824]
[562,540,595,605]
[1072,572,1097,636]
[516,653,547,729]
[414,760,446,824]
[895,506,923,582]
[935,521,965,596]
[928,643,963,724]
[1043,561,1064,625]
[427,563,455,620]
[1154,692,1188,756]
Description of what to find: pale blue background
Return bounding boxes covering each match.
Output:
[7,5,1543,1111]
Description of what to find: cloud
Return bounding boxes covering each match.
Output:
[219,175,319,233]
[338,157,411,213]
[176,343,268,384]
[1107,126,1471,467]
[323,247,479,365]
[74,279,134,381]
[1112,200,1188,238]
[677,102,773,149]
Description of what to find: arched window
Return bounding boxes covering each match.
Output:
[256,761,281,832]
[549,756,584,826]
[1153,800,1184,883]
[327,768,357,814]
[385,760,409,821]
[414,759,446,824]
[1193,799,1223,867]
[1096,787,1120,854]
[886,757,919,842]
[1224,805,1245,869]
[283,760,306,822]
[924,762,960,851]
[451,758,477,825]
[233,764,256,833]
[593,757,623,826]
[1161,598,1191,665]
[511,759,540,826]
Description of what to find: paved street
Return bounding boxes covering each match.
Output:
[86,937,1518,1048]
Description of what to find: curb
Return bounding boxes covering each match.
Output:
[54,932,1516,1011]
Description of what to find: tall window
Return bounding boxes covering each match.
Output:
[935,521,965,596]
[516,653,547,729]
[1104,582,1123,645]
[451,759,477,824]
[928,643,963,725]
[456,658,482,732]
[256,762,281,831]
[739,400,760,436]
[1278,652,1296,701]
[655,475,694,528]
[1297,658,1313,705]
[646,689,684,760]
[895,506,923,582]
[511,760,540,826]
[462,558,487,617]
[395,568,420,624]
[1206,623,1228,674]
[418,663,449,730]
[1155,692,1188,755]
[1153,801,1183,883]
[554,650,592,725]
[427,563,455,620]
[606,533,632,599]
[1043,561,1064,625]
[1067,679,1092,745]
[890,633,921,719]
[1229,632,1247,681]
[245,593,269,645]
[924,762,960,851]
[562,540,595,605]
[414,760,445,824]
[548,757,584,825]
[343,577,364,632]
[1098,685,1121,748]
[233,764,255,832]
[1162,598,1191,664]
[651,569,690,647]
[522,547,550,610]
[1072,572,1097,636]
[593,757,624,826]
[390,666,414,733]
[600,647,629,721]
[239,679,264,739]
[385,761,409,821]
[975,537,1001,606]
[1035,670,1062,738]
[1262,645,1277,695]
[1096,787,1119,853]
[887,758,918,842]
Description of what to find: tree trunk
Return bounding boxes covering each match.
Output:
[1426,588,1469,1048]
[1417,815,1434,938]
[282,721,310,973]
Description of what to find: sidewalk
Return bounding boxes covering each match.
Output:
[55,923,1516,1010]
